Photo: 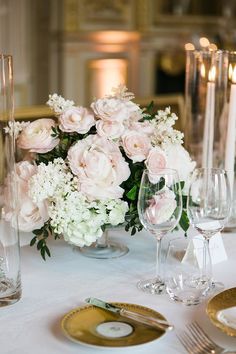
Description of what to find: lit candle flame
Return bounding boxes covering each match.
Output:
[208,66,216,82]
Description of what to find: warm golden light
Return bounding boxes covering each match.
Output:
[209,43,218,51]
[184,43,195,50]
[91,31,139,44]
[199,37,210,48]
[229,63,233,80]
[208,66,216,82]
[232,66,236,84]
[200,63,206,78]
[89,59,127,98]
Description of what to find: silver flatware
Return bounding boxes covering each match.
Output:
[177,321,236,354]
[85,297,173,332]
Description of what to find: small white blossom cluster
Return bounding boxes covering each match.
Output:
[28,158,128,247]
[151,107,184,148]
[4,121,30,138]
[29,158,75,203]
[47,93,74,115]
[49,194,128,247]
[108,84,135,101]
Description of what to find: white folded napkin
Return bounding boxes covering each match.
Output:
[217,307,236,329]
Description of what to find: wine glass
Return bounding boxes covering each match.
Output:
[187,168,231,289]
[137,168,182,294]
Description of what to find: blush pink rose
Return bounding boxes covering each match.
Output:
[91,97,129,123]
[67,135,130,200]
[17,118,59,153]
[96,120,125,139]
[59,106,95,134]
[145,147,167,182]
[121,130,151,162]
[128,120,154,136]
[145,189,177,225]
[3,161,49,232]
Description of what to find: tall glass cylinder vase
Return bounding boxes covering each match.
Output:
[185,50,228,169]
[223,51,236,230]
[0,54,21,306]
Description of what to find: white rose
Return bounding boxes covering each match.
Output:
[67,135,130,200]
[91,97,129,122]
[165,144,196,189]
[121,130,151,162]
[17,118,59,153]
[59,106,95,134]
[96,120,125,139]
[3,161,49,232]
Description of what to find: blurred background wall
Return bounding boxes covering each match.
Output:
[0,0,236,108]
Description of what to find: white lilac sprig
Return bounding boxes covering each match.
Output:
[151,107,184,148]
[4,121,30,138]
[29,158,76,204]
[108,84,135,101]
[47,93,74,115]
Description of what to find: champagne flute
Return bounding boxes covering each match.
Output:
[137,168,182,294]
[187,168,231,289]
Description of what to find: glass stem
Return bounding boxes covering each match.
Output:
[206,238,213,279]
[96,229,108,248]
[156,233,165,281]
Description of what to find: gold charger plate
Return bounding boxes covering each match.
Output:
[206,287,236,337]
[61,302,166,348]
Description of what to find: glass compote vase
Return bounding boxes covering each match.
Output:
[187,168,231,290]
[137,168,182,294]
[78,226,129,259]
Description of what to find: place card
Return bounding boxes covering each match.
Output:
[182,228,227,267]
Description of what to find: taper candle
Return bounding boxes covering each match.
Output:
[225,65,236,193]
[202,66,216,168]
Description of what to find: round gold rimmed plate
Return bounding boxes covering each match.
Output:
[61,302,167,348]
[206,287,236,337]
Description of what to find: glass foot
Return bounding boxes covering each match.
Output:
[78,241,129,259]
[137,278,165,295]
[210,280,224,292]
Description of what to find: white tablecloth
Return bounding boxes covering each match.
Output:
[1,228,236,354]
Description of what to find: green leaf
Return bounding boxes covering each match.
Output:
[44,245,51,258]
[33,228,43,236]
[126,185,138,201]
[40,247,46,261]
[37,239,45,250]
[179,210,190,233]
[30,236,37,246]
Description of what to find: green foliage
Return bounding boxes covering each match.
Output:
[30,222,55,260]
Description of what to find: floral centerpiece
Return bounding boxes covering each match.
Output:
[4,85,195,259]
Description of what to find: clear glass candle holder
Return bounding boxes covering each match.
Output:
[165,237,212,306]
[185,50,228,168]
[0,54,21,306]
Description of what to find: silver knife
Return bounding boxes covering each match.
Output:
[85,297,173,332]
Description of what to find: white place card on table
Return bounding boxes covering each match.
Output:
[182,227,227,267]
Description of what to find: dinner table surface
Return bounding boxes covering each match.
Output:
[1,227,236,354]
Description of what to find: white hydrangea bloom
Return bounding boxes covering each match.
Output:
[47,93,74,114]
[28,157,128,247]
[4,121,30,138]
